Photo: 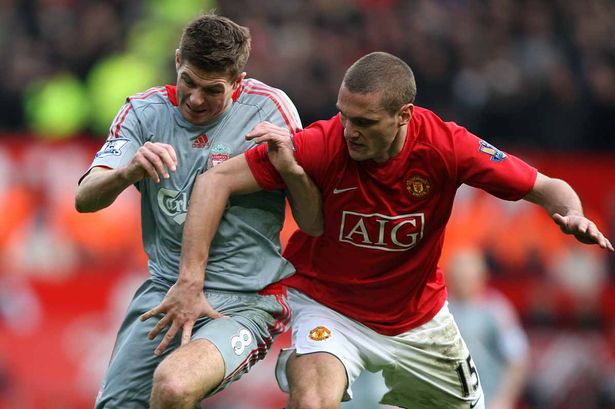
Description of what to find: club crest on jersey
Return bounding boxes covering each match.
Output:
[339,211,425,252]
[95,138,129,158]
[406,175,431,198]
[157,188,188,224]
[478,140,506,162]
[308,326,332,341]
[192,133,209,149]
[207,144,232,168]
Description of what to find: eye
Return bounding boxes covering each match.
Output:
[353,118,375,127]
[183,76,195,87]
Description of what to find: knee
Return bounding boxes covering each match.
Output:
[151,362,194,406]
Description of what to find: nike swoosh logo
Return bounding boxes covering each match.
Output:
[470,393,482,408]
[333,187,358,194]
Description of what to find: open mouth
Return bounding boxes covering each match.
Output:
[186,104,206,114]
[347,140,364,150]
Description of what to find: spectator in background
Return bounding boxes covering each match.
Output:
[76,13,321,409]
[447,247,530,409]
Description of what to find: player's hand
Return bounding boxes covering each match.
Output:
[246,122,302,176]
[553,213,614,251]
[121,142,178,184]
[139,282,223,356]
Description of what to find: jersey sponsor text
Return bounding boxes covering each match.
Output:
[339,211,425,251]
[157,188,188,224]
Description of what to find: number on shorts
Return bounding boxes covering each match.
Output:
[231,329,253,356]
[456,354,479,397]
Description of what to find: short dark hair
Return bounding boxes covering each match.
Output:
[178,13,251,79]
[343,52,416,113]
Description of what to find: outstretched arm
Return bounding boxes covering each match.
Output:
[247,122,323,236]
[139,155,261,355]
[524,172,613,251]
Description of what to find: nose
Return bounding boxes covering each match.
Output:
[344,123,359,140]
[189,90,205,108]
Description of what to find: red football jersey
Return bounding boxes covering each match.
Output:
[245,107,537,335]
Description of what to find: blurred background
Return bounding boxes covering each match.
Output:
[0,0,614,408]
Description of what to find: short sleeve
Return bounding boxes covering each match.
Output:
[79,102,145,184]
[453,124,537,200]
[259,88,303,134]
[245,119,331,191]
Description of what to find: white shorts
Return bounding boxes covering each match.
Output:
[276,289,484,409]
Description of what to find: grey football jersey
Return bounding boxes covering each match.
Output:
[84,80,302,291]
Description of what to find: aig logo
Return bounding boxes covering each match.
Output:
[339,211,424,252]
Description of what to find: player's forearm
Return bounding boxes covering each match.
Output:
[178,175,225,287]
[492,359,529,406]
[75,167,134,213]
[179,155,263,286]
[281,167,323,236]
[524,172,583,218]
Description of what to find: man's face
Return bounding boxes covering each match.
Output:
[174,52,243,125]
[336,85,411,163]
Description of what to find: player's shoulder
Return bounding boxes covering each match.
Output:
[127,86,171,107]
[412,106,454,135]
[296,114,344,152]
[411,105,466,148]
[123,85,175,122]
[235,78,294,107]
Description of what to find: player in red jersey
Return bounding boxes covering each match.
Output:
[176,52,613,409]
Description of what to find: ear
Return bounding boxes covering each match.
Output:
[233,72,246,89]
[398,103,413,126]
[175,49,181,71]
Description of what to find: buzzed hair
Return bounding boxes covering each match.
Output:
[178,13,251,79]
[343,52,416,113]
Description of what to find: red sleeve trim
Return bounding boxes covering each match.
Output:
[242,81,301,134]
[231,81,244,102]
[110,87,170,139]
[165,85,177,106]
[110,105,133,139]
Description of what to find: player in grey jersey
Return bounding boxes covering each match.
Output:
[75,14,322,409]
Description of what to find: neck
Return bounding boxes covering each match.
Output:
[374,124,408,163]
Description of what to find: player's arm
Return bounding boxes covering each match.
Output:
[490,355,529,409]
[489,300,530,409]
[524,172,613,251]
[76,99,178,213]
[246,122,323,236]
[76,142,177,213]
[76,166,134,212]
[139,155,260,355]
[180,154,261,284]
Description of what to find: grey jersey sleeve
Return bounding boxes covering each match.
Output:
[259,88,303,132]
[89,102,145,171]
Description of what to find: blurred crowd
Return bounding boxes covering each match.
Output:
[0,0,614,150]
[0,0,143,130]
[224,0,615,150]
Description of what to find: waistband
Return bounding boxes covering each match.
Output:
[258,281,287,296]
